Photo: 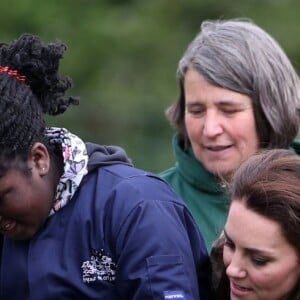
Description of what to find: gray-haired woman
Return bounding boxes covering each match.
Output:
[160,19,300,252]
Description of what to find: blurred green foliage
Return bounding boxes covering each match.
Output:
[1,0,300,172]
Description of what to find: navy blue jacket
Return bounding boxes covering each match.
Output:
[0,143,210,299]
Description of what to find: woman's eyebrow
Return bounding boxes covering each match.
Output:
[224,229,276,257]
[185,101,203,107]
[217,102,251,108]
[223,229,231,241]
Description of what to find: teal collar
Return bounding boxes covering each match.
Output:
[172,135,226,194]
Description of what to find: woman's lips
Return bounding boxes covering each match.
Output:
[0,217,17,232]
[205,145,232,151]
[203,144,233,159]
[231,281,253,296]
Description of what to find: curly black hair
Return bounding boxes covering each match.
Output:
[0,33,78,169]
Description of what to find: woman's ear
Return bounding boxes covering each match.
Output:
[29,142,50,175]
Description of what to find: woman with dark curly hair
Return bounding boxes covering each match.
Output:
[0,34,210,300]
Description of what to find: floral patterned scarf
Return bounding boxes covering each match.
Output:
[46,127,88,216]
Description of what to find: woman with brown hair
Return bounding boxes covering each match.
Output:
[212,149,300,299]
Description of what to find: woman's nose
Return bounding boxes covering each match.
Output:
[226,254,247,279]
[202,111,223,137]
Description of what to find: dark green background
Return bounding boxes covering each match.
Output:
[2,0,300,172]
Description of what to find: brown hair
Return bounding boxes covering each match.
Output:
[212,149,300,299]
[230,149,300,299]
[231,149,300,249]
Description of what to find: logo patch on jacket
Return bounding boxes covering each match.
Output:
[164,290,186,299]
[81,249,116,283]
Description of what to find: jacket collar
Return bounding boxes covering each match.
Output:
[172,135,227,194]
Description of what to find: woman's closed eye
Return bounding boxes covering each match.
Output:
[249,253,271,267]
[186,107,206,117]
[221,108,241,116]
[219,104,252,116]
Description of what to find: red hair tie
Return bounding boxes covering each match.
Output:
[0,66,26,82]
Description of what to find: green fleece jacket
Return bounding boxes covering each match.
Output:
[160,135,300,253]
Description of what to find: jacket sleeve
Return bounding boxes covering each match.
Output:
[104,175,211,300]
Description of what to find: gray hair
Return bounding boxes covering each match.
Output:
[167,19,300,149]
